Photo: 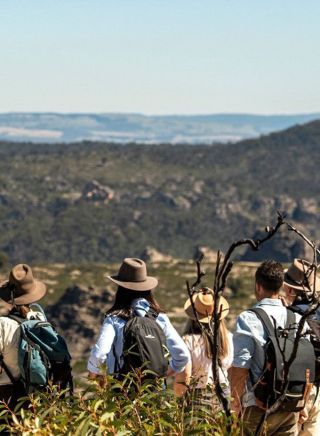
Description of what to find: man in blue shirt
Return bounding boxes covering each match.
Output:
[229,260,299,435]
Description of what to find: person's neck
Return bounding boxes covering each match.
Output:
[261,293,279,300]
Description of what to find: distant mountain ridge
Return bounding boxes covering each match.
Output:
[0,112,319,144]
[0,119,320,263]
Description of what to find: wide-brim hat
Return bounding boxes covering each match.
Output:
[107,258,158,291]
[184,287,229,323]
[284,259,320,294]
[0,264,47,306]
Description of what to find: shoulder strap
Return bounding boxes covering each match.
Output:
[145,308,158,320]
[248,307,276,337]
[285,307,296,330]
[6,313,24,324]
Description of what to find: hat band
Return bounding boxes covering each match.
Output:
[117,277,148,283]
[286,273,310,288]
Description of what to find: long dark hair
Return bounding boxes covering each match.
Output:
[106,286,164,320]
[184,318,230,360]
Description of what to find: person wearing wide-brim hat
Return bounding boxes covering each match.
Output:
[174,287,233,409]
[87,258,190,381]
[283,259,320,436]
[0,264,47,407]
[283,258,320,304]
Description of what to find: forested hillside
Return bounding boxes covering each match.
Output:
[1,120,320,264]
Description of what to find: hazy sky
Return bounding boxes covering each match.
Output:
[0,0,319,114]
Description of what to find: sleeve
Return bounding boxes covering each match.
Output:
[222,332,234,369]
[87,317,116,375]
[158,314,191,373]
[232,312,256,369]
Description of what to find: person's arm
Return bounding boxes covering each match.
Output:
[229,367,249,414]
[87,317,116,378]
[157,314,191,374]
[174,361,192,397]
[230,313,256,414]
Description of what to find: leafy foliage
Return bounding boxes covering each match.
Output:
[0,374,242,435]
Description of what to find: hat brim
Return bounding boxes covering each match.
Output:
[107,275,158,291]
[0,279,47,306]
[283,270,320,293]
[184,294,229,323]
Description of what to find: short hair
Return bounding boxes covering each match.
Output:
[255,260,284,293]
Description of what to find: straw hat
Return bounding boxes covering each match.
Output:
[0,264,46,306]
[107,258,158,291]
[184,287,229,323]
[284,258,320,295]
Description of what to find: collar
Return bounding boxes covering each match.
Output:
[255,298,283,307]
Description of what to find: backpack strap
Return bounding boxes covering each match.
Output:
[6,313,24,324]
[285,308,297,336]
[249,307,297,339]
[145,308,159,320]
[249,307,277,337]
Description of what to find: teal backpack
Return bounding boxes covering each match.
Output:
[0,304,73,394]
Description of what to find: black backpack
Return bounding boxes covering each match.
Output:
[249,307,315,412]
[289,305,320,385]
[116,310,169,379]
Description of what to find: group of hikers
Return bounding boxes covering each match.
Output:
[0,257,319,435]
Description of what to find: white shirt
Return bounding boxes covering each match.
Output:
[0,310,45,385]
[184,331,233,389]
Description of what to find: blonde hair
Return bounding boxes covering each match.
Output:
[184,318,229,360]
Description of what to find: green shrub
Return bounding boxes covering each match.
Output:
[0,373,242,435]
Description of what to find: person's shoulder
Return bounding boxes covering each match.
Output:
[103,314,125,327]
[0,315,20,328]
[234,307,263,334]
[237,307,260,322]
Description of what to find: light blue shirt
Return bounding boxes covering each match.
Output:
[88,298,190,375]
[233,298,302,407]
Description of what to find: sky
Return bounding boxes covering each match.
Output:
[0,0,319,115]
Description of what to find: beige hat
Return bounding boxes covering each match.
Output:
[0,264,47,306]
[184,287,229,323]
[284,259,320,295]
[107,258,158,291]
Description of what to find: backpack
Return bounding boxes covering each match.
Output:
[1,304,73,394]
[249,307,315,412]
[116,309,169,380]
[289,305,320,385]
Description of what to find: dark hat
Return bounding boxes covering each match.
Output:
[107,258,158,291]
[0,264,47,306]
[284,259,320,295]
[184,287,229,323]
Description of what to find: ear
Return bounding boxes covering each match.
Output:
[255,281,261,293]
[288,287,297,296]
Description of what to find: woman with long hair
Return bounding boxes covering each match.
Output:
[174,287,233,408]
[88,258,190,381]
